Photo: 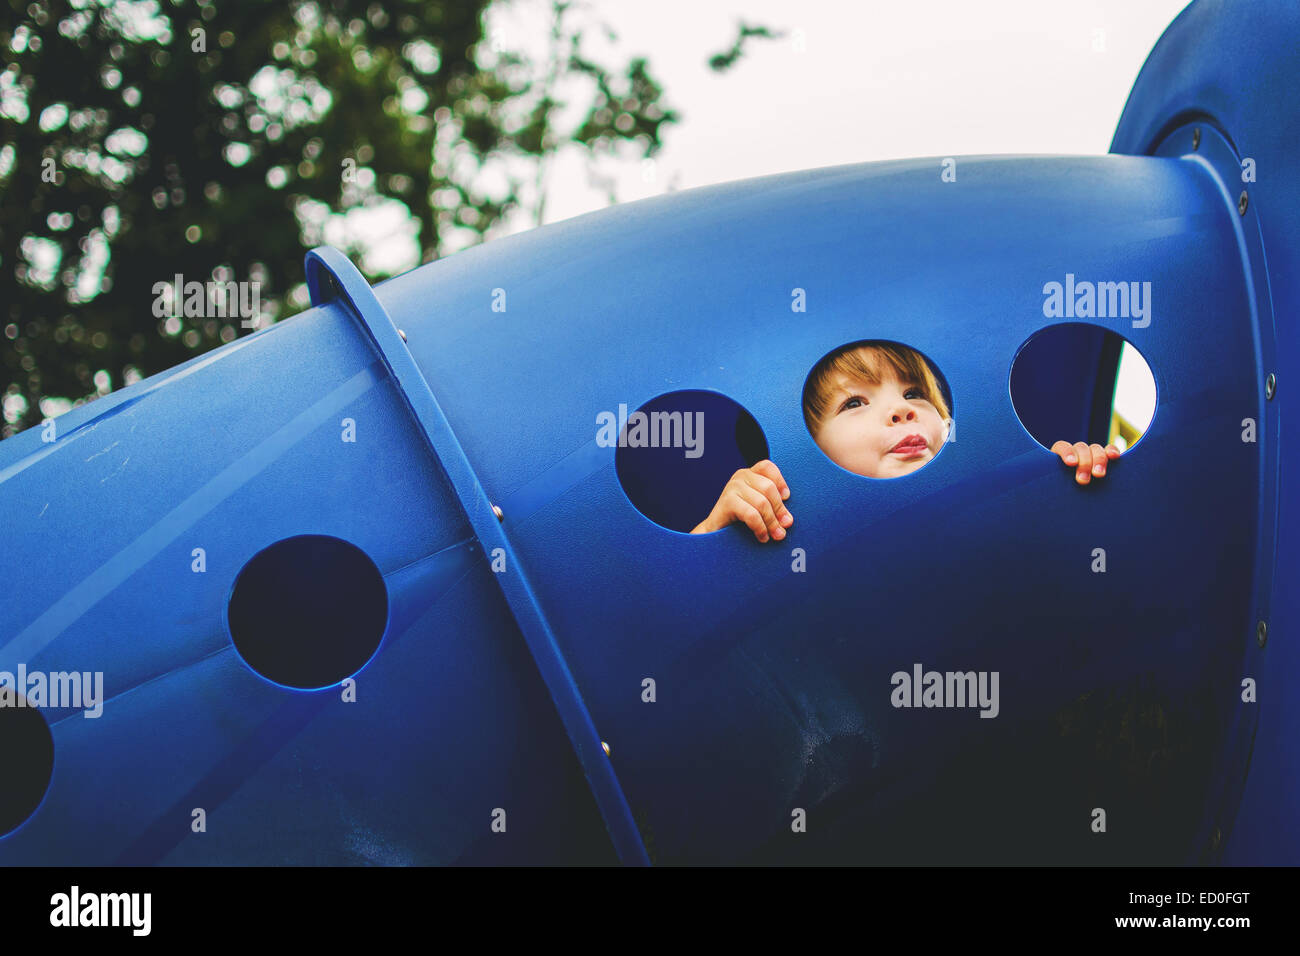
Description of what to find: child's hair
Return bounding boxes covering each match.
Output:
[802,341,952,438]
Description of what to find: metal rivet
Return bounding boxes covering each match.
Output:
[491,504,504,521]
[601,741,611,756]
[1257,620,1268,648]
[398,328,407,342]
[1266,373,1276,400]
[1238,190,1249,215]
[1192,128,1201,150]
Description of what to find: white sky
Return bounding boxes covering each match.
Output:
[1115,342,1158,432]
[502,0,1192,228]
[341,0,1191,272]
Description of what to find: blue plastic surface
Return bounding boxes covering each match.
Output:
[1110,0,1296,865]
[0,0,1292,864]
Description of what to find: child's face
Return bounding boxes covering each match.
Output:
[814,368,948,478]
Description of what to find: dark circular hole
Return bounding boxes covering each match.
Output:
[0,688,55,838]
[614,389,769,533]
[227,535,389,689]
[1010,323,1156,455]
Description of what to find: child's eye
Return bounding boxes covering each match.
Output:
[841,396,865,411]
[905,388,922,399]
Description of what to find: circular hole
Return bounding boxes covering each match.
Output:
[227,535,389,690]
[802,339,953,478]
[1010,323,1156,455]
[0,688,55,838]
[614,389,769,533]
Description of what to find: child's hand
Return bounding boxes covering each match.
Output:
[1051,441,1121,484]
[691,459,793,542]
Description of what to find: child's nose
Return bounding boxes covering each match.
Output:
[890,407,916,423]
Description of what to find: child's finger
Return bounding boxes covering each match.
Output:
[730,497,770,542]
[736,484,785,541]
[1051,440,1077,466]
[745,470,792,527]
[751,459,791,501]
[1073,442,1093,483]
[1089,444,1109,477]
[1106,444,1122,459]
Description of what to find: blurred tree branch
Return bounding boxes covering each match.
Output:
[0,0,679,436]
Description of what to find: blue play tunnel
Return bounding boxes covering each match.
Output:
[1,0,1294,864]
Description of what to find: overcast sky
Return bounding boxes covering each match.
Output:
[333,0,1192,277]
[499,0,1191,228]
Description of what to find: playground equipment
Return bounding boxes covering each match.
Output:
[0,0,1293,864]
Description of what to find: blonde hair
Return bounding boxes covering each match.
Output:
[803,341,951,438]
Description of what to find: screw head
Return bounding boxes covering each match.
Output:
[398,328,407,342]
[1192,128,1201,150]
[1266,373,1276,400]
[1238,190,1249,215]
[1257,620,1268,648]
[601,740,611,756]
[492,504,504,521]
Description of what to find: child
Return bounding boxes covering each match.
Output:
[691,341,1121,542]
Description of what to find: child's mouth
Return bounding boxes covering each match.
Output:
[889,435,929,456]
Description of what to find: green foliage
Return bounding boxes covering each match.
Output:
[707,21,784,73]
[0,0,679,436]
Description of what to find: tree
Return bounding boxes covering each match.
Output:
[0,0,679,437]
